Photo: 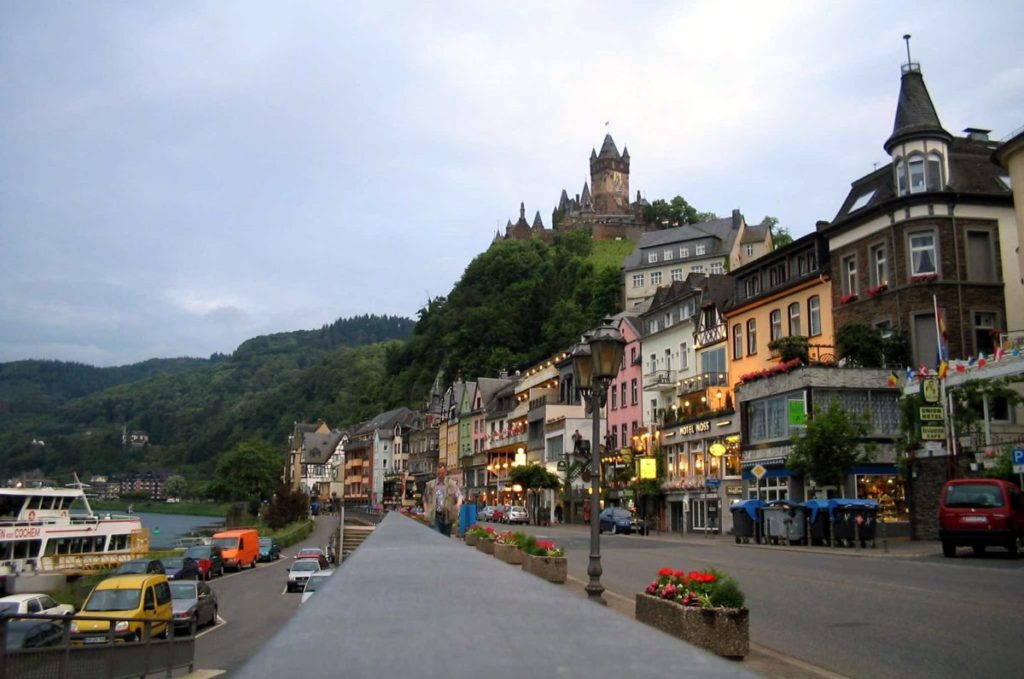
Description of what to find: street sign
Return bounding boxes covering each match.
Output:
[750,464,767,480]
[921,377,940,403]
[706,478,721,489]
[1012,448,1024,474]
[919,406,945,422]
[920,426,946,441]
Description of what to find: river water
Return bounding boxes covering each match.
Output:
[133,512,225,550]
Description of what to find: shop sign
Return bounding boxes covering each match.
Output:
[920,425,946,441]
[679,420,712,436]
[787,399,807,426]
[726,485,743,496]
[921,377,940,403]
[706,478,721,489]
[639,457,657,480]
[919,407,945,422]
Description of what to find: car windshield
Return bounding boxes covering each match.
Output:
[162,558,184,569]
[298,549,322,557]
[945,484,1004,508]
[185,547,211,559]
[292,561,318,572]
[0,602,17,614]
[610,509,631,518]
[212,537,239,550]
[259,538,272,547]
[117,562,148,573]
[85,589,140,612]
[170,583,198,600]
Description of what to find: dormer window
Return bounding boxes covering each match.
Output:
[895,152,944,196]
[680,246,690,258]
[663,249,674,261]
[695,243,706,256]
[648,252,657,263]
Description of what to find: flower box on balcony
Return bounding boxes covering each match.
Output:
[838,293,858,305]
[865,284,887,299]
[910,273,938,284]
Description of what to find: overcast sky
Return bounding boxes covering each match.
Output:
[2,1,1023,367]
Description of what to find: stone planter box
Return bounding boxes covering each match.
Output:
[493,543,523,565]
[476,539,495,555]
[521,553,566,583]
[465,533,479,547]
[634,593,749,658]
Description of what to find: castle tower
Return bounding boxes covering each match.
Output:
[590,134,630,214]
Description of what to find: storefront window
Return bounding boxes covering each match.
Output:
[856,474,907,521]
[747,476,788,502]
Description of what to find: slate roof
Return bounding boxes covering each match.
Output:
[830,136,1010,226]
[740,222,770,244]
[884,67,952,153]
[597,134,621,160]
[701,274,734,310]
[301,430,343,464]
[621,215,742,271]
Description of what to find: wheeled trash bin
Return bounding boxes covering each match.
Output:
[804,499,833,546]
[760,501,806,546]
[730,499,763,544]
[831,499,878,548]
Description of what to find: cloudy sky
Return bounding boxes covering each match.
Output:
[2,1,1023,367]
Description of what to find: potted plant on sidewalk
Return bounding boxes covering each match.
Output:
[635,567,749,658]
[493,531,525,564]
[464,524,489,547]
[475,526,497,554]
[519,536,566,583]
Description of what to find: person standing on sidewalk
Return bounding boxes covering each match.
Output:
[425,463,461,537]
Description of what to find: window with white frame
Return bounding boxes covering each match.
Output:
[732,324,743,359]
[648,319,659,333]
[710,262,724,274]
[680,246,690,258]
[748,475,788,502]
[973,311,999,355]
[695,243,706,256]
[691,265,705,274]
[670,267,683,282]
[842,255,858,295]
[788,303,801,336]
[631,379,638,404]
[743,277,759,298]
[663,249,674,261]
[746,319,757,355]
[649,353,657,372]
[870,243,887,286]
[770,309,783,341]
[632,273,645,288]
[908,232,937,277]
[679,342,688,370]
[650,271,662,285]
[896,153,944,196]
[664,312,673,328]
[648,252,657,263]
[808,296,821,336]
[680,300,694,319]
[745,244,754,257]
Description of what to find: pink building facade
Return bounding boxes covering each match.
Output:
[607,315,644,455]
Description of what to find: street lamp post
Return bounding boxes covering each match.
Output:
[570,321,626,605]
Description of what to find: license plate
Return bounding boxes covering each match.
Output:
[961,516,987,523]
[84,636,108,644]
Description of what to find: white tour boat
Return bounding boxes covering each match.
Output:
[0,479,148,577]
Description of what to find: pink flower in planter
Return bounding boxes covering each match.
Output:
[661,584,677,599]
[646,581,659,595]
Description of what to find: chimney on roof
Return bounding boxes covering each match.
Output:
[731,209,742,229]
[963,127,991,141]
[815,220,830,232]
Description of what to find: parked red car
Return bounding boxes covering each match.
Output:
[182,544,225,580]
[939,478,1024,557]
[295,547,330,569]
[491,505,509,523]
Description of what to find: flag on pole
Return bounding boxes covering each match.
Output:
[917,364,929,378]
[955,361,966,373]
[887,371,899,387]
[905,366,914,382]
[936,305,949,366]
[938,361,948,380]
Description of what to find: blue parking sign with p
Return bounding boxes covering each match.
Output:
[1013,448,1024,473]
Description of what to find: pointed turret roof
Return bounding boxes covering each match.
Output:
[532,211,544,229]
[580,182,592,208]
[590,148,598,162]
[884,65,952,153]
[558,189,570,211]
[597,134,620,160]
[621,146,630,160]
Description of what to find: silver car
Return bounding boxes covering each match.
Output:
[287,559,320,592]
[300,569,335,605]
[505,506,529,524]
[170,580,218,634]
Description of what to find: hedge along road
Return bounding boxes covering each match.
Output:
[191,515,337,673]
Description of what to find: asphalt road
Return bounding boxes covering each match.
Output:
[524,523,1024,678]
[191,515,338,675]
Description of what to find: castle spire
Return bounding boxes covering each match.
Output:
[597,134,620,160]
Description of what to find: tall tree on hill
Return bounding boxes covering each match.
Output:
[643,196,717,228]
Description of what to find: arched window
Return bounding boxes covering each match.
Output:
[770,310,783,341]
[926,152,943,191]
[895,156,907,195]
[788,303,801,336]
[808,296,821,337]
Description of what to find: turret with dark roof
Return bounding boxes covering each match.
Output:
[884,63,952,153]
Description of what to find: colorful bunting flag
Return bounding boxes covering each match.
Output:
[887,371,899,387]
[978,352,988,368]
[938,361,948,380]
[995,346,1005,362]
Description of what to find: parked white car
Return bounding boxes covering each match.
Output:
[505,506,529,524]
[0,593,75,617]
[477,506,497,522]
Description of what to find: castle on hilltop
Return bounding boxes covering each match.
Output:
[494,134,653,244]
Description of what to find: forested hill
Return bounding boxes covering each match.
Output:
[0,233,631,485]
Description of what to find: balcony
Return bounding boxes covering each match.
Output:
[487,425,528,450]
[643,369,677,391]
[676,372,728,397]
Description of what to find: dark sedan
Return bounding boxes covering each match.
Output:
[598,507,647,535]
[258,537,281,562]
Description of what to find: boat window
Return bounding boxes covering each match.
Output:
[13,540,42,559]
[0,496,21,518]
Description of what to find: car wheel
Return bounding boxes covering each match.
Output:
[942,540,956,558]
[130,630,141,643]
[250,559,257,569]
[1006,538,1019,557]
[210,606,219,627]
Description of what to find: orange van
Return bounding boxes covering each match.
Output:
[211,529,260,570]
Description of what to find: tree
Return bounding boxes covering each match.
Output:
[788,399,873,489]
[262,485,310,530]
[208,439,283,510]
[643,196,717,228]
[761,217,793,249]
[509,464,562,525]
[836,323,883,367]
[162,474,188,499]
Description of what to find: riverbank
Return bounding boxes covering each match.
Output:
[90,499,232,517]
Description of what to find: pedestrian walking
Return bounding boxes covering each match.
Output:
[424,463,462,537]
